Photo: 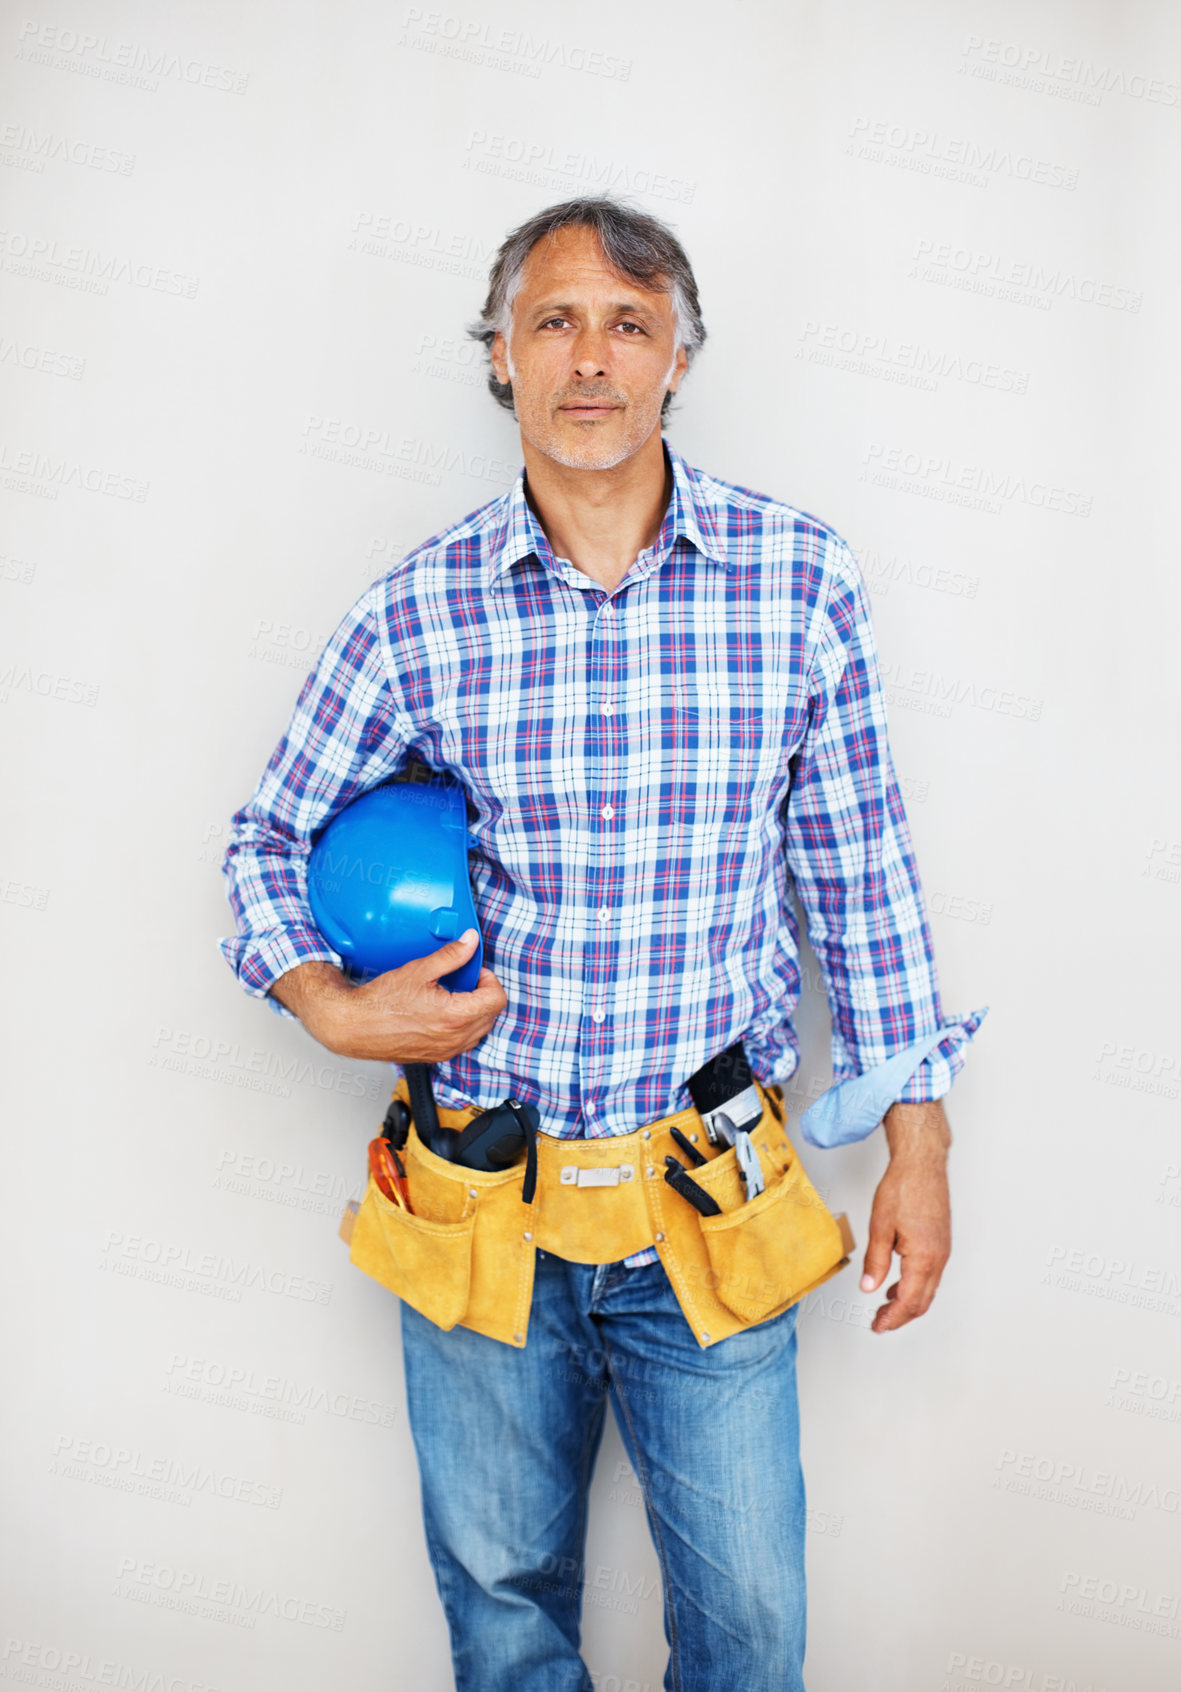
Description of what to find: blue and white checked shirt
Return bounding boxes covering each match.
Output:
[220,443,982,1266]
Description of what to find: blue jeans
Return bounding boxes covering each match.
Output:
[400,1248,807,1692]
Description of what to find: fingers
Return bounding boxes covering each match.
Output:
[412,937,508,1025]
[862,1150,952,1332]
[469,972,509,1017]
[861,1190,942,1331]
[870,1254,945,1333]
[414,928,481,984]
[340,934,507,1062]
[435,962,507,1028]
[454,964,507,1004]
[860,1206,896,1294]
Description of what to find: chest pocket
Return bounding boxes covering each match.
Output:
[646,694,787,828]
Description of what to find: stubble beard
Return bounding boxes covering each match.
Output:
[507,349,677,471]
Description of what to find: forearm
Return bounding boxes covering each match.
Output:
[270,960,356,1046]
[269,932,506,1065]
[269,959,430,1063]
[883,1098,951,1159]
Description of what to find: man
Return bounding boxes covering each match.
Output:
[221,197,982,1691]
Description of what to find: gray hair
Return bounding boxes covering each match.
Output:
[468,196,706,417]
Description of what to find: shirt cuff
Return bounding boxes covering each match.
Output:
[894,1008,987,1103]
[217,928,342,1018]
[799,1007,988,1148]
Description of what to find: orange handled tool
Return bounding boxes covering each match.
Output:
[368,1136,412,1211]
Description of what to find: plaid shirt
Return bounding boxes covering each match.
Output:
[220,443,980,1267]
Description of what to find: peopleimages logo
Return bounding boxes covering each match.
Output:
[347,213,493,281]
[944,1647,1119,1689]
[298,415,519,490]
[0,228,199,297]
[0,121,136,175]
[847,115,1079,190]
[910,237,1142,314]
[0,551,38,583]
[0,335,86,377]
[2,1638,234,1691]
[994,1448,1180,1521]
[0,659,100,706]
[1108,1364,1181,1426]
[113,1556,346,1631]
[861,443,1091,518]
[1143,837,1181,885]
[798,320,1029,397]
[855,545,980,600]
[1,872,51,910]
[0,442,148,501]
[398,8,632,81]
[164,1351,398,1429]
[960,33,1180,109]
[1092,1039,1179,1101]
[149,1025,381,1102]
[99,1229,333,1306]
[49,1432,283,1509]
[1043,1244,1181,1317]
[1057,1570,1181,1638]
[928,890,993,926]
[247,618,330,671]
[463,128,693,202]
[881,661,1044,723]
[14,21,250,93]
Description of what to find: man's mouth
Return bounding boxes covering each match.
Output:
[558,399,621,417]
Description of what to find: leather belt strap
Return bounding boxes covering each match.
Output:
[355,1073,852,1350]
[389,1075,750,1265]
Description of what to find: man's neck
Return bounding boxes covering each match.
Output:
[521,428,672,594]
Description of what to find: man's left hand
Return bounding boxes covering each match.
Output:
[860,1100,952,1334]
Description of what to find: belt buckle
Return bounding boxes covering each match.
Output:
[559,1164,635,1188]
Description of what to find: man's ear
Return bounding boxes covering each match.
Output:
[666,344,690,394]
[490,330,510,387]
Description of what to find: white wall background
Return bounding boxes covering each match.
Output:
[3,2,1179,1688]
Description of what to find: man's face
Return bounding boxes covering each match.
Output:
[490,224,689,472]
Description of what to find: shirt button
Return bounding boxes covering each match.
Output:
[602,701,614,715]
[601,805,614,820]
[592,1011,606,1023]
[598,906,609,922]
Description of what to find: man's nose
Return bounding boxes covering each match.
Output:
[572,329,609,379]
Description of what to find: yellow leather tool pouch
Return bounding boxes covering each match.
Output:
[347,1092,537,1347]
[694,1129,855,1326]
[642,1085,855,1345]
[343,1080,853,1350]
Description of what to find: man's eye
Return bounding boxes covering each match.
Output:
[616,321,645,335]
[540,317,570,330]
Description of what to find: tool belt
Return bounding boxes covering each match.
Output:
[341,1049,854,1350]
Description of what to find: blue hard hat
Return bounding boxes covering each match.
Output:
[307,777,483,991]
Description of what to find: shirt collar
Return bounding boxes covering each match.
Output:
[486,441,731,591]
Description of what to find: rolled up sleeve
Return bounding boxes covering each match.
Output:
[784,546,982,1105]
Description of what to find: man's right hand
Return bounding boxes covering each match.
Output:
[270,929,507,1063]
